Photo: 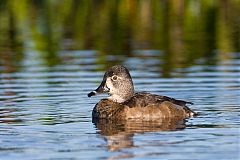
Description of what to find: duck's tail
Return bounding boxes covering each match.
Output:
[183,105,198,117]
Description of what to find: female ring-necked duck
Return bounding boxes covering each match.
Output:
[88,65,197,120]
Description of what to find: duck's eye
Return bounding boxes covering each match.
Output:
[111,75,118,81]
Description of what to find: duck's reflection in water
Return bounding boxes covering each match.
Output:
[93,117,187,152]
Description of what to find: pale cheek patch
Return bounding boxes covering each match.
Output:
[106,78,115,94]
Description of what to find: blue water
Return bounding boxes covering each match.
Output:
[0,50,239,160]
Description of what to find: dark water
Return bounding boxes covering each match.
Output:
[0,50,239,160]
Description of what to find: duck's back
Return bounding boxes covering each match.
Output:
[92,93,196,120]
[122,93,195,119]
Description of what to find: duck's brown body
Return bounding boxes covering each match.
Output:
[92,92,196,120]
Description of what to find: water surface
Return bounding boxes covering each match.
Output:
[0,50,239,160]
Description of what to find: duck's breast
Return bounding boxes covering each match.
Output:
[92,99,126,119]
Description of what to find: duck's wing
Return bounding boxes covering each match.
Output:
[152,94,196,116]
[123,92,197,117]
[156,95,193,106]
[125,92,197,117]
[121,93,196,119]
[129,92,193,106]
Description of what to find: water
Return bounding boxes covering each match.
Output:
[0,50,239,160]
[0,1,239,159]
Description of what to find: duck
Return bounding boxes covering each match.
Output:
[88,65,197,120]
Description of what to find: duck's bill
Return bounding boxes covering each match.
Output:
[88,81,109,97]
[88,91,97,97]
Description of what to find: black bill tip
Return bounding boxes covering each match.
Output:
[88,91,96,97]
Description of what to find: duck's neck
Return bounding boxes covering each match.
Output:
[108,90,134,103]
[107,95,127,103]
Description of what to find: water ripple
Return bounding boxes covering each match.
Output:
[0,51,239,160]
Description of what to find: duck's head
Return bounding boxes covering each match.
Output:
[88,65,134,103]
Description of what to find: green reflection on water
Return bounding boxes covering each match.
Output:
[0,0,239,72]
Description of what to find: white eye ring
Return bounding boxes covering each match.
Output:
[111,75,118,81]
